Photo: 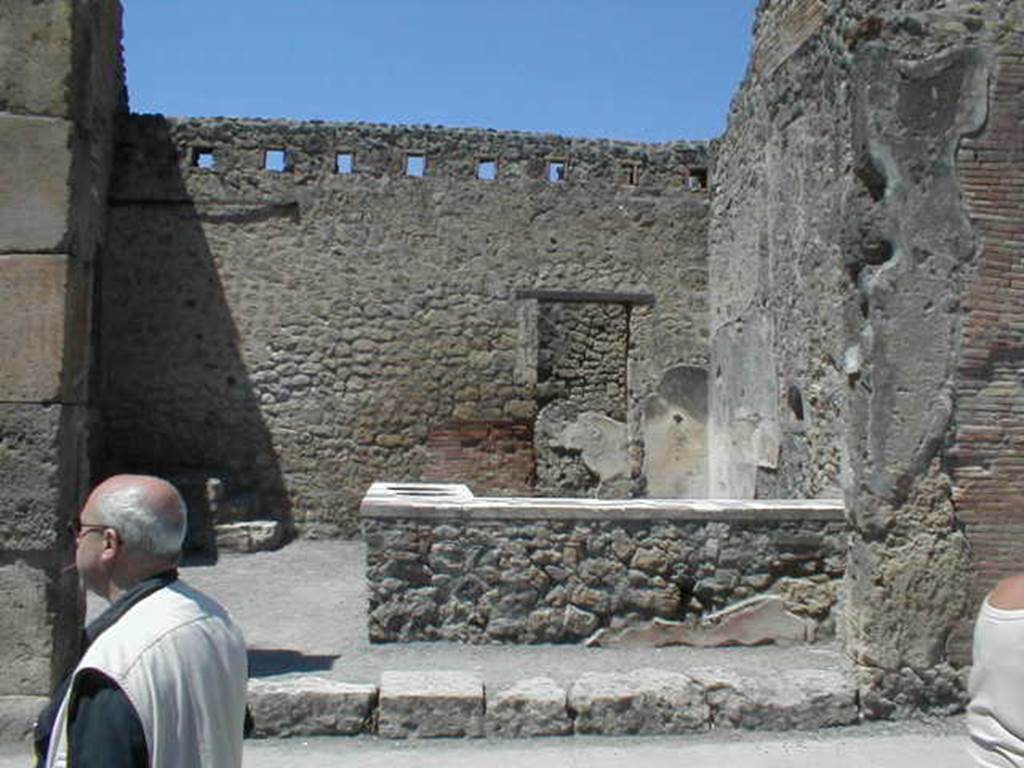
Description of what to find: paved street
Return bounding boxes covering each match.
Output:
[0,718,970,768]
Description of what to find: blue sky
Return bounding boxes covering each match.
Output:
[122,1,758,143]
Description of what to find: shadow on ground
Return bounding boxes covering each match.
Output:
[248,649,341,677]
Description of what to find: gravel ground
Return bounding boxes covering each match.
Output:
[1,717,970,768]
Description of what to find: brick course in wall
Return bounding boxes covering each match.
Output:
[421,421,535,496]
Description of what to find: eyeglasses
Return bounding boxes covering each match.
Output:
[68,519,110,540]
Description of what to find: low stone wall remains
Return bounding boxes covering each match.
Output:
[362,484,846,644]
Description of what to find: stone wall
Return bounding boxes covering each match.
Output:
[710,0,1022,715]
[102,117,710,536]
[362,484,845,644]
[0,0,124,731]
[708,0,847,503]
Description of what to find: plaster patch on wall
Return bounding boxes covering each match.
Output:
[708,314,780,498]
[642,365,708,498]
[560,411,629,486]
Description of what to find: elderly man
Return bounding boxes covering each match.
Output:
[35,475,248,768]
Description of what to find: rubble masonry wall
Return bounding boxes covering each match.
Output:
[364,501,845,644]
[103,117,710,536]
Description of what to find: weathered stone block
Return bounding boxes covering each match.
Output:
[378,670,484,738]
[215,521,284,553]
[695,595,813,646]
[569,668,709,734]
[486,677,570,738]
[0,255,68,401]
[0,562,55,696]
[0,116,71,252]
[0,0,72,116]
[247,677,376,737]
[0,695,47,742]
[693,667,857,730]
[0,404,62,551]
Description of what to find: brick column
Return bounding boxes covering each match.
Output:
[947,46,1024,663]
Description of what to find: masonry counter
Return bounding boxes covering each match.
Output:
[360,482,847,644]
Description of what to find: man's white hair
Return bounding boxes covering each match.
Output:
[93,482,187,559]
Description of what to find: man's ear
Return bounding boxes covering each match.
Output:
[101,528,121,560]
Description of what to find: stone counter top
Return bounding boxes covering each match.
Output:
[359,482,846,523]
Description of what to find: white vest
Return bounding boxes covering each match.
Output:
[968,598,1024,767]
[45,580,248,768]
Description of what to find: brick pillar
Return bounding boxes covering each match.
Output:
[947,46,1024,663]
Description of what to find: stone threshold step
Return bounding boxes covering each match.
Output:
[248,665,858,739]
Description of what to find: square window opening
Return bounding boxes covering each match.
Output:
[191,148,215,170]
[264,149,288,172]
[687,168,708,190]
[546,160,566,183]
[336,152,354,174]
[405,154,426,177]
[477,159,497,181]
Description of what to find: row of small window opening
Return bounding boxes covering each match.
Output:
[189,147,706,188]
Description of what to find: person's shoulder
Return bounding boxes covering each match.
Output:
[988,575,1024,610]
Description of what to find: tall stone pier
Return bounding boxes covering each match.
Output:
[709,0,1023,713]
[0,0,124,733]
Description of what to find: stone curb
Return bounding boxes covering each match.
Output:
[378,670,486,739]
[247,677,377,737]
[246,665,860,739]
